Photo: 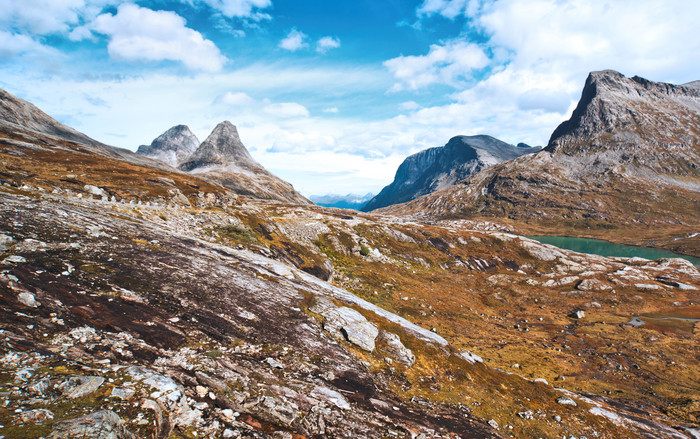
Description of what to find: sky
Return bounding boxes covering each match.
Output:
[1,0,699,197]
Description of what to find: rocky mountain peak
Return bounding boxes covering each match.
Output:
[363,134,538,211]
[136,125,199,168]
[546,70,700,167]
[179,121,257,172]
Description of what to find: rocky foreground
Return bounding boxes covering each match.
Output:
[0,183,698,438]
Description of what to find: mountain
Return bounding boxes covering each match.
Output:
[136,125,199,167]
[379,70,700,256]
[2,84,699,439]
[362,135,539,211]
[177,121,310,204]
[310,192,374,210]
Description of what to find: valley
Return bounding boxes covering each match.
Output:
[0,69,698,439]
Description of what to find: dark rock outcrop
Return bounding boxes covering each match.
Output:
[363,135,538,211]
[136,125,199,168]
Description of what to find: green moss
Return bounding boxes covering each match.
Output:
[359,245,370,257]
[215,224,257,243]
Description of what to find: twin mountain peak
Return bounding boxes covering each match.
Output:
[137,121,310,204]
[137,121,257,172]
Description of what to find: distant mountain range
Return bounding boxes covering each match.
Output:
[380,70,700,255]
[138,122,310,204]
[310,193,375,210]
[363,135,539,211]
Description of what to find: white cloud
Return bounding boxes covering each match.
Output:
[216,91,256,106]
[316,36,340,53]
[384,40,489,91]
[323,107,339,113]
[91,4,227,72]
[190,0,272,20]
[0,0,120,35]
[417,0,477,19]
[279,29,307,51]
[399,101,421,111]
[263,102,310,118]
[0,31,58,58]
[477,0,700,82]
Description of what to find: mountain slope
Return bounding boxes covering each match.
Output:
[1,85,698,438]
[380,71,700,256]
[176,121,310,204]
[363,135,538,211]
[136,125,199,167]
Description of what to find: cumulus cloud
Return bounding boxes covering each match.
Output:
[0,0,123,36]
[91,4,227,72]
[384,40,489,90]
[191,0,272,20]
[316,36,340,53]
[279,29,307,51]
[477,0,700,82]
[0,31,58,58]
[216,91,256,106]
[263,102,310,118]
[323,107,339,113]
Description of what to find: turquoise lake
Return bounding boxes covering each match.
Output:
[528,236,700,269]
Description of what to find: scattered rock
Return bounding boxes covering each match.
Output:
[456,350,483,364]
[111,387,135,400]
[58,376,105,399]
[19,408,54,424]
[265,357,284,369]
[517,410,534,419]
[48,410,136,439]
[570,310,585,319]
[320,306,379,352]
[84,185,107,197]
[310,386,351,410]
[556,396,578,406]
[576,278,613,291]
[3,255,26,264]
[18,291,39,307]
[379,331,415,366]
[520,240,565,261]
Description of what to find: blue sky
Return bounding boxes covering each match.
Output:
[1,0,699,196]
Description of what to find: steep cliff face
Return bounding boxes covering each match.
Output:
[363,135,538,211]
[136,125,199,168]
[379,71,700,255]
[545,70,700,178]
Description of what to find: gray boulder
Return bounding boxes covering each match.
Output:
[321,306,379,352]
[379,331,415,366]
[48,410,135,439]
